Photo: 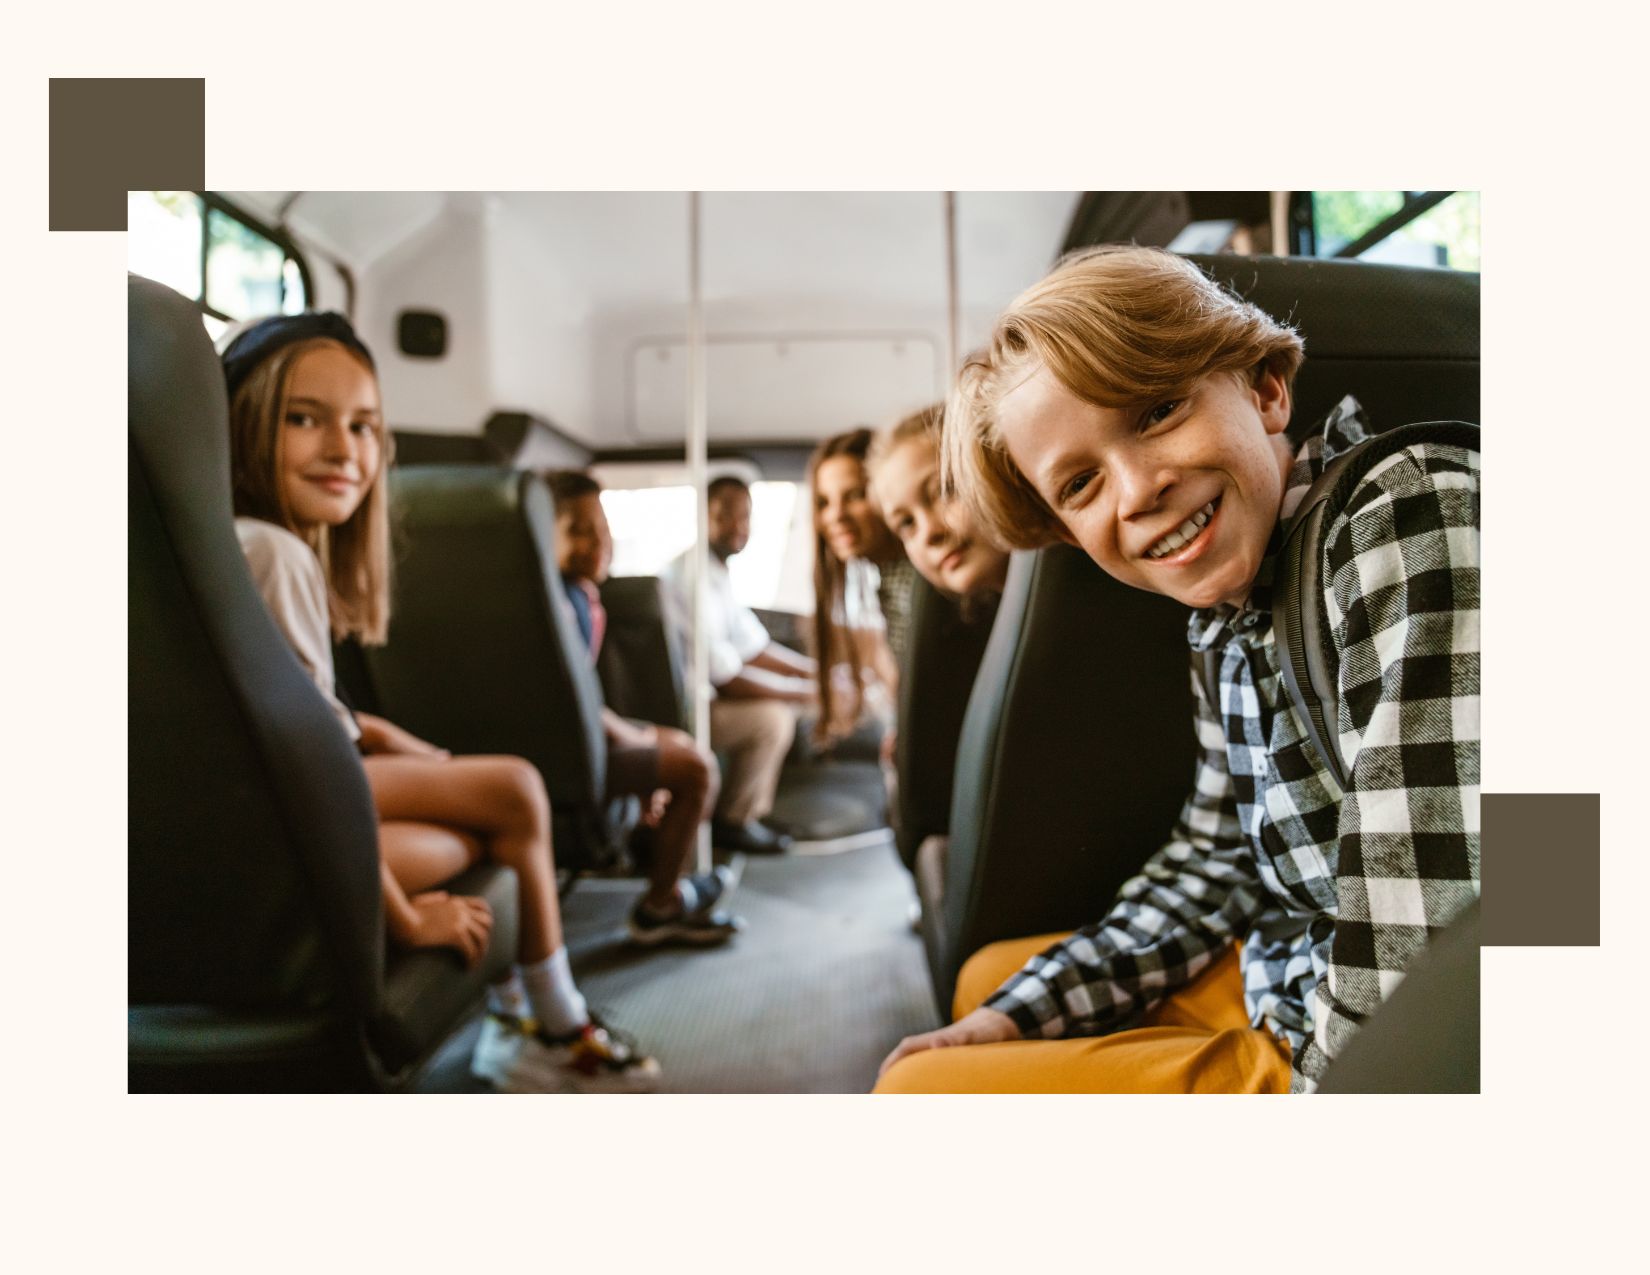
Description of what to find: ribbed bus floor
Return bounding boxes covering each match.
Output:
[415,832,941,1093]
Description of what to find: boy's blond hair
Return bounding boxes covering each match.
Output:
[942,245,1305,549]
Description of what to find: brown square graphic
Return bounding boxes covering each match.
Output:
[1482,793,1600,946]
[49,78,204,231]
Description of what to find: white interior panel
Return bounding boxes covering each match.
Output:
[209,191,1076,441]
[629,334,939,442]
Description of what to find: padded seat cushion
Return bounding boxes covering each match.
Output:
[369,863,520,1073]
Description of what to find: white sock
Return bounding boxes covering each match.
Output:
[519,948,588,1037]
[487,971,529,1020]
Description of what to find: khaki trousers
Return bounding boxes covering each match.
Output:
[875,935,1292,1094]
[709,698,797,824]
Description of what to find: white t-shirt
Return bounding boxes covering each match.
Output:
[235,517,361,742]
[836,557,886,631]
[662,549,770,689]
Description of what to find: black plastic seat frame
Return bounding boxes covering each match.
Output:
[127,275,516,1092]
[349,466,618,873]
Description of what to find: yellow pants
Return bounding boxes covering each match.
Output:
[875,934,1292,1094]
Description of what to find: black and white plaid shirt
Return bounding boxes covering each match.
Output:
[983,398,1480,1091]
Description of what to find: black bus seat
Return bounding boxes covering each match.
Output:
[1319,898,1479,1092]
[923,545,1195,1014]
[892,576,997,872]
[1186,253,1480,437]
[346,466,620,874]
[128,274,516,1092]
[596,575,690,731]
[393,410,593,469]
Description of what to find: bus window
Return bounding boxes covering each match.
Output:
[1297,190,1480,269]
[126,191,312,336]
[593,466,812,613]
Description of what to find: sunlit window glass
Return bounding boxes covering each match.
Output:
[207,207,289,320]
[727,483,805,612]
[603,486,698,578]
[599,480,804,613]
[281,258,307,315]
[1309,191,1479,271]
[1311,191,1405,256]
[127,191,202,299]
[1362,191,1480,271]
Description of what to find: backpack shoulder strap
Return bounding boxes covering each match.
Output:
[1272,420,1480,791]
[1198,645,1223,720]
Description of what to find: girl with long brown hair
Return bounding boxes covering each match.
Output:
[807,428,913,747]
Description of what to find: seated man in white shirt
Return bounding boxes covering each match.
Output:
[665,475,816,854]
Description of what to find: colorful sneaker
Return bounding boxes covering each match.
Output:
[502,1020,663,1094]
[470,1011,532,1088]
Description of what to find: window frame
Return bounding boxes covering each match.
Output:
[145,191,317,325]
[1288,190,1462,262]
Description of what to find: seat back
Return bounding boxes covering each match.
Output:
[356,466,610,859]
[1187,254,1479,435]
[931,546,1196,1010]
[597,575,689,731]
[127,274,382,1026]
[892,576,996,871]
[1319,899,1479,1093]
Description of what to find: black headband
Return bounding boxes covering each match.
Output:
[220,312,375,402]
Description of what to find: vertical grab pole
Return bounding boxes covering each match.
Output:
[943,191,961,384]
[1271,191,1291,257]
[687,191,712,875]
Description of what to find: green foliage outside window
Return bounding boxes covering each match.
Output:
[1311,191,1479,271]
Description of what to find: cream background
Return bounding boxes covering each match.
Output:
[3,1,1644,1270]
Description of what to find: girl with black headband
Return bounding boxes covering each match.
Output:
[222,312,659,1092]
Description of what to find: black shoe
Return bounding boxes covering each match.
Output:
[712,819,793,854]
[627,900,744,947]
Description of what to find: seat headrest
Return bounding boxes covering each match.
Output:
[1186,254,1479,436]
[128,274,236,530]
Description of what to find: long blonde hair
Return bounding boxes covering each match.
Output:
[228,336,394,643]
[943,245,1305,550]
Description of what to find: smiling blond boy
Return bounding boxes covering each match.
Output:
[877,246,1479,1093]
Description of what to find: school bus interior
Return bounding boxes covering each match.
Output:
[127,190,1481,1092]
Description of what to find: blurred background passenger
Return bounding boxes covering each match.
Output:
[870,405,1011,603]
[807,428,914,749]
[664,476,815,855]
[544,469,742,945]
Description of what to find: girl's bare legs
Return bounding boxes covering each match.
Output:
[377,821,494,966]
[380,820,483,891]
[365,754,562,963]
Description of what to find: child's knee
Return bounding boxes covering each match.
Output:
[659,731,715,803]
[493,756,552,831]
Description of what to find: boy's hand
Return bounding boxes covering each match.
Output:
[399,891,493,968]
[877,1007,1021,1078]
